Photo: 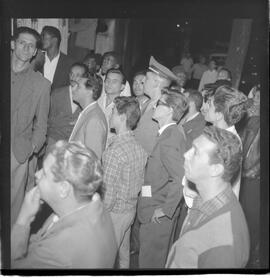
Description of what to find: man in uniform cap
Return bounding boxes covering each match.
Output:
[134,56,178,155]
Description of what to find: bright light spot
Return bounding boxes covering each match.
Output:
[177,24,180,28]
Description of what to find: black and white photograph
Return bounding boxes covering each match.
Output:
[0,0,269,275]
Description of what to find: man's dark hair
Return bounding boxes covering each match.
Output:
[114,96,141,130]
[161,88,189,122]
[213,86,247,126]
[203,126,242,183]
[84,74,103,101]
[105,68,126,85]
[42,25,61,48]
[133,70,146,79]
[185,89,203,111]
[102,51,121,65]
[83,52,97,62]
[70,62,89,77]
[218,67,232,81]
[13,27,41,49]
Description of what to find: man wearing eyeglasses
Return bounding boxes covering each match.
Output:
[11,141,117,268]
[137,88,188,268]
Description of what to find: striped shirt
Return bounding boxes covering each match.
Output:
[102,131,147,213]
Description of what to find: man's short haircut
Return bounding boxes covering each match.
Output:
[218,67,232,81]
[161,88,189,122]
[84,74,103,101]
[103,51,121,65]
[42,25,61,48]
[49,140,104,201]
[106,68,126,85]
[203,126,242,183]
[13,27,41,49]
[114,96,141,130]
[70,62,89,77]
[133,70,146,79]
[184,89,203,111]
[83,52,97,62]
[213,86,247,126]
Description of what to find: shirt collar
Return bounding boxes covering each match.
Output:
[81,101,97,114]
[45,51,60,62]
[107,130,134,147]
[158,122,176,136]
[185,112,200,123]
[192,186,234,216]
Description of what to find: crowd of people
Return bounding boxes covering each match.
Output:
[10,25,261,269]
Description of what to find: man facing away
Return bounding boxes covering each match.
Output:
[137,88,188,268]
[11,27,51,226]
[41,25,74,90]
[102,96,147,268]
[69,74,108,160]
[11,140,117,268]
[166,126,249,268]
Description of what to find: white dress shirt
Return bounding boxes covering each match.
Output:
[198,69,218,91]
[44,52,60,83]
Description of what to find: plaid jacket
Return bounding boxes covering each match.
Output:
[102,131,147,213]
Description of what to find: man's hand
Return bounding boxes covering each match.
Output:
[151,208,165,224]
[16,187,43,226]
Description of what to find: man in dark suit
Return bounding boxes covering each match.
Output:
[41,25,74,90]
[181,89,206,149]
[11,27,51,226]
[45,62,89,154]
[137,88,188,268]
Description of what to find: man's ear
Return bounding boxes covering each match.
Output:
[114,63,120,69]
[119,113,127,123]
[58,181,72,199]
[210,163,224,178]
[11,40,15,50]
[120,83,125,92]
[215,111,224,122]
[33,48,37,57]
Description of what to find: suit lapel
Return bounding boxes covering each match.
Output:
[70,102,97,140]
[52,52,62,87]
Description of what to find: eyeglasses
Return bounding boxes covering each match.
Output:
[156,99,170,108]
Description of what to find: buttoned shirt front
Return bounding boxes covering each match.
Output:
[44,52,60,83]
[102,131,147,213]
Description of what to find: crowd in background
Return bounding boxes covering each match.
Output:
[9,25,260,269]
